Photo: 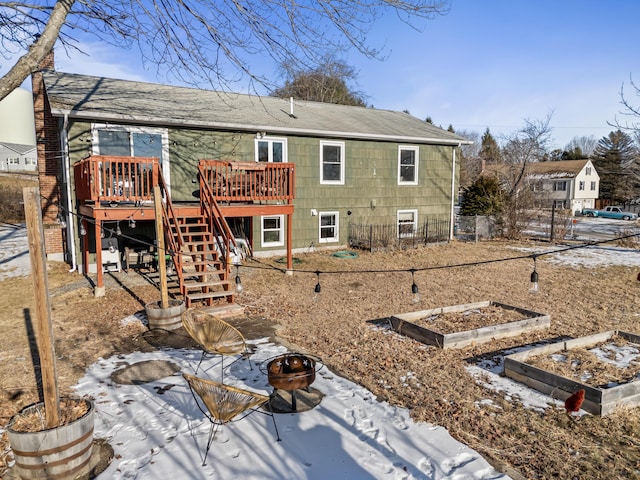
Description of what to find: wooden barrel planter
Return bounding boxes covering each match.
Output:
[145,299,186,331]
[7,398,94,480]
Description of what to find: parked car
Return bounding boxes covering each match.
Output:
[581,206,638,220]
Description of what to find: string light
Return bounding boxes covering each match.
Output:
[129,216,136,229]
[410,268,420,303]
[79,221,87,236]
[235,264,243,293]
[314,271,321,294]
[55,212,67,228]
[115,221,122,236]
[529,256,539,294]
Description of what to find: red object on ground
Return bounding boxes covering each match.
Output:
[564,389,585,413]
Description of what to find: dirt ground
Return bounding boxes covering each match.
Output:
[2,240,640,479]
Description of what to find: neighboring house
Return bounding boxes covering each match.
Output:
[525,159,599,213]
[33,61,469,303]
[0,142,37,172]
[482,159,599,214]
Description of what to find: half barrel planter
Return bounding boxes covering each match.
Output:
[7,398,95,480]
[145,299,186,331]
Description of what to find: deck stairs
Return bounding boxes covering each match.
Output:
[159,170,238,309]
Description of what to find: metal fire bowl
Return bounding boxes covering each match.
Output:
[263,353,320,391]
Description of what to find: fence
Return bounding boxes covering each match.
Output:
[455,215,497,241]
[348,217,450,251]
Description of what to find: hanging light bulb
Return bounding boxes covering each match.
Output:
[79,221,87,236]
[410,269,420,303]
[56,213,67,228]
[115,221,122,236]
[314,271,321,296]
[129,216,136,228]
[529,257,539,294]
[100,227,105,238]
[235,265,243,293]
[108,239,117,254]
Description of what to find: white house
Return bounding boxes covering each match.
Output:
[526,159,599,213]
[0,142,37,172]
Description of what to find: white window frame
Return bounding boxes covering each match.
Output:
[579,181,585,191]
[91,124,171,189]
[8,157,19,165]
[585,167,592,175]
[590,181,597,191]
[25,157,37,165]
[398,145,419,185]
[255,136,287,163]
[553,181,567,192]
[397,209,418,238]
[319,211,339,243]
[261,215,284,247]
[320,140,345,185]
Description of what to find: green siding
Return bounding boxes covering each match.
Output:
[66,121,458,254]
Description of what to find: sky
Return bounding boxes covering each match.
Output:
[1,0,639,149]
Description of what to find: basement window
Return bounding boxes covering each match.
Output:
[319,212,339,243]
[261,215,284,247]
[397,209,418,238]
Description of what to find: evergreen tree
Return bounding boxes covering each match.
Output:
[460,176,505,216]
[592,130,640,203]
[479,128,502,165]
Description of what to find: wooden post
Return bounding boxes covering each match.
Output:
[153,186,170,309]
[23,187,60,427]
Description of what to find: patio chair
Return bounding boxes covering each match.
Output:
[182,309,252,378]
[183,373,280,466]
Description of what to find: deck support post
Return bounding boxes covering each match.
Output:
[94,219,105,297]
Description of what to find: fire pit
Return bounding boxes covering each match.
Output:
[261,353,321,412]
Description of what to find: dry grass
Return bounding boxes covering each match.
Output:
[1,240,640,479]
[411,304,529,334]
[0,174,37,224]
[526,335,640,388]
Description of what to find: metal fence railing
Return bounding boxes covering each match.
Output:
[348,217,450,251]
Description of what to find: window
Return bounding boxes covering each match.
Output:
[25,157,37,165]
[256,137,287,163]
[553,200,566,209]
[398,146,419,184]
[591,181,597,191]
[531,180,543,192]
[397,210,418,238]
[553,181,567,191]
[8,157,19,165]
[586,167,592,175]
[579,181,585,191]
[92,124,170,184]
[319,212,339,243]
[320,141,345,184]
[261,215,284,247]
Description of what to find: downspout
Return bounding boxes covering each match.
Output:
[449,144,459,240]
[61,113,77,272]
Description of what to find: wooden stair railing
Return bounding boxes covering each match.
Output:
[156,166,236,308]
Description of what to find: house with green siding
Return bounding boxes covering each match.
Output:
[34,68,469,302]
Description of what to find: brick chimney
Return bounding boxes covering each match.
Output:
[32,48,66,261]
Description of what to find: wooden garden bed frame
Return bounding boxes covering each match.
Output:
[389,300,550,350]
[504,330,640,416]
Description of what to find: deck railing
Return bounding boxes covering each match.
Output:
[198,160,295,203]
[73,155,159,203]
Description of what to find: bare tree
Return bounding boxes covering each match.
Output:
[497,115,553,238]
[564,135,597,158]
[273,59,368,106]
[455,129,481,188]
[0,0,450,102]
[612,74,640,134]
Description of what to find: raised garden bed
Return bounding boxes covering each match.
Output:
[504,330,640,416]
[389,300,550,349]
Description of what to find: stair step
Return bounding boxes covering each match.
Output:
[186,290,234,301]
[183,279,231,290]
[182,258,222,266]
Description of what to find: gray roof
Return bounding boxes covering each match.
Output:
[0,142,36,154]
[42,70,469,146]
